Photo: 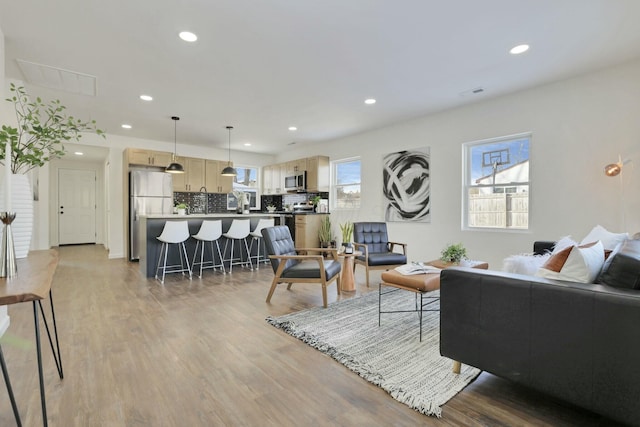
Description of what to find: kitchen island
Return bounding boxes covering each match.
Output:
[138,213,283,278]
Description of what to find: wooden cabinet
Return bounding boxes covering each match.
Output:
[261,156,329,193]
[263,164,284,194]
[205,160,234,194]
[125,148,173,167]
[172,157,205,192]
[294,214,328,249]
[306,156,329,192]
[286,158,307,175]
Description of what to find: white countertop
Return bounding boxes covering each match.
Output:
[141,213,281,219]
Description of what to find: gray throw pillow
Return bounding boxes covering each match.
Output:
[597,239,640,289]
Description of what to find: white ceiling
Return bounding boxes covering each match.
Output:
[1,0,640,157]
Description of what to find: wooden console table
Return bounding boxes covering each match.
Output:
[0,249,63,427]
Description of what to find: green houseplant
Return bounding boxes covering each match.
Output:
[0,83,105,174]
[0,83,104,259]
[340,221,354,247]
[440,243,467,264]
[318,215,335,247]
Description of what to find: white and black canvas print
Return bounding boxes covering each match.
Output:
[383,147,430,222]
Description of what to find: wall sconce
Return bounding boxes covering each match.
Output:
[604,157,631,177]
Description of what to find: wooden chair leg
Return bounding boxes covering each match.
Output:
[452,360,461,374]
[286,283,293,290]
[365,266,370,287]
[321,284,328,308]
[265,278,279,303]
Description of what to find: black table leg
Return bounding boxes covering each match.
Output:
[0,344,21,426]
[33,300,47,427]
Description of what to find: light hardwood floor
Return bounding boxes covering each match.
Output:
[0,245,621,426]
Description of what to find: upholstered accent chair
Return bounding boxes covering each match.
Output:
[262,225,342,308]
[353,222,407,286]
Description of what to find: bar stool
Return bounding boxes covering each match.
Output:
[191,220,226,277]
[222,219,252,272]
[155,220,192,284]
[248,218,275,269]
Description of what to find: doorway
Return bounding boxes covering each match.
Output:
[58,168,97,245]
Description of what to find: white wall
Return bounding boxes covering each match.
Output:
[281,59,640,269]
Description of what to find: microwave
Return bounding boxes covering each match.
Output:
[284,171,306,192]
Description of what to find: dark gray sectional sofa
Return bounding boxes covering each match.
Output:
[440,239,640,426]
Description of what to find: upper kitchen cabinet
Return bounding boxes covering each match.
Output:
[262,164,283,195]
[172,157,206,192]
[205,160,234,194]
[306,156,329,192]
[286,158,307,175]
[125,148,173,167]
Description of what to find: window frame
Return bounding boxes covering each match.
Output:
[228,164,261,210]
[331,156,362,211]
[462,132,531,232]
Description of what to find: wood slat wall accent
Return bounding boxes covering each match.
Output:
[0,245,621,426]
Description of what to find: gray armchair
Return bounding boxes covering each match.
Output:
[261,225,342,308]
[353,222,407,287]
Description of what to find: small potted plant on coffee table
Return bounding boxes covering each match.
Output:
[440,242,467,265]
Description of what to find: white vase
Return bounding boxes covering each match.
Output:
[0,174,33,258]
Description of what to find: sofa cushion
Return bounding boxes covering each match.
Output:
[597,239,640,289]
[580,225,628,251]
[536,241,605,283]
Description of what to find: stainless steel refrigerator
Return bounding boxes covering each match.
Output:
[129,170,174,261]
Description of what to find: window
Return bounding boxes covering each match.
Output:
[227,165,259,210]
[332,157,361,210]
[463,133,530,230]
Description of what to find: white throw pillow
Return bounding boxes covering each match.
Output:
[580,225,628,251]
[536,241,605,283]
[552,236,577,254]
[503,253,551,275]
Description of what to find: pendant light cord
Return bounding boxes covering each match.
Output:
[226,126,233,164]
[172,116,180,160]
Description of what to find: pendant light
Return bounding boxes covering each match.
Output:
[166,116,185,174]
[221,125,237,176]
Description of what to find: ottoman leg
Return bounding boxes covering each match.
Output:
[452,360,461,374]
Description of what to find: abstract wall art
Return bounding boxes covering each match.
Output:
[383,147,430,222]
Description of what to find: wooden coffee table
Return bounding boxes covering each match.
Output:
[380,259,488,294]
[379,259,488,344]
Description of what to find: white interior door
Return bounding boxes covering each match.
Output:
[59,169,97,245]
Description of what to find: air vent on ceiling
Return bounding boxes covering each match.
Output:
[16,59,97,96]
[459,86,485,97]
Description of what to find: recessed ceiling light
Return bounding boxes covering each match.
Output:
[179,31,198,42]
[364,98,376,105]
[140,94,153,101]
[74,152,84,156]
[288,126,297,131]
[121,124,132,129]
[244,143,251,147]
[288,142,297,145]
[510,44,530,55]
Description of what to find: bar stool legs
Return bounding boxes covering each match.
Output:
[222,219,253,272]
[155,220,192,284]
[248,218,275,270]
[191,220,226,277]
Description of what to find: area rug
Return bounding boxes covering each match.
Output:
[266,290,481,418]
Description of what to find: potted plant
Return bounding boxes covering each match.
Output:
[318,215,335,248]
[440,242,467,264]
[0,83,105,174]
[176,203,188,215]
[340,221,354,248]
[310,195,321,212]
[0,83,104,258]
